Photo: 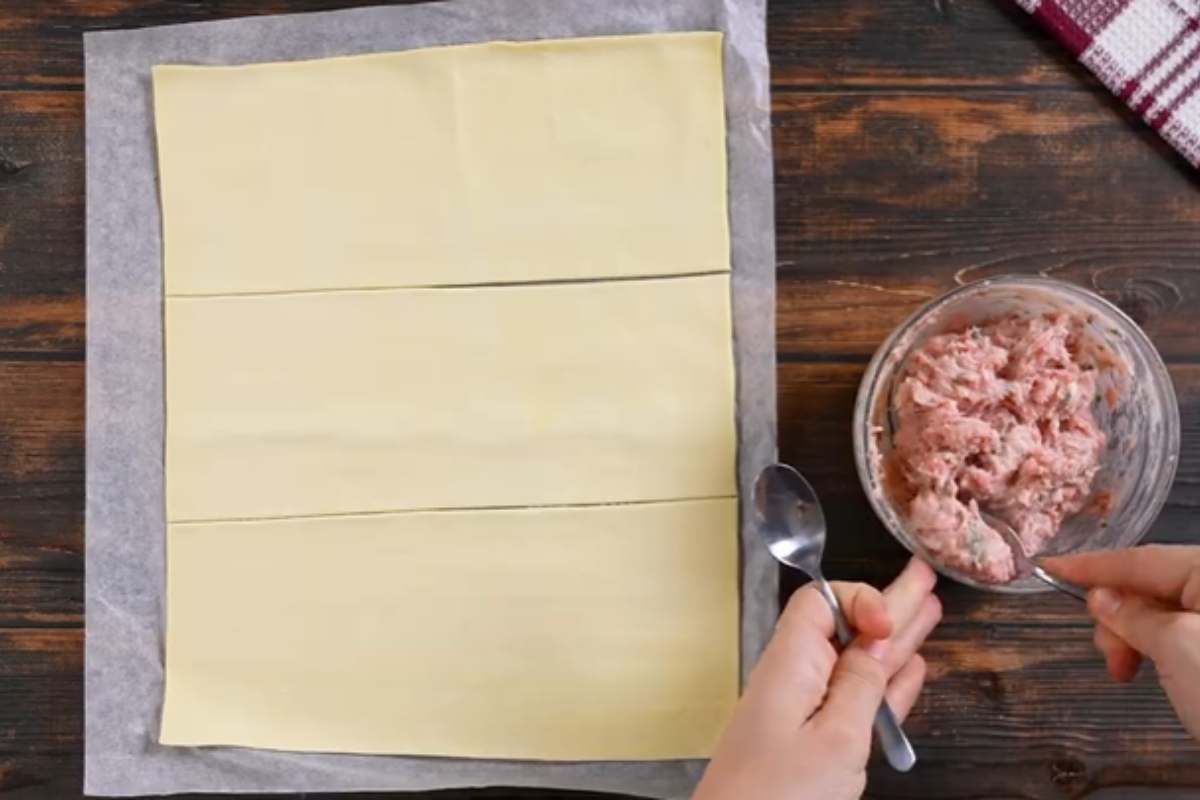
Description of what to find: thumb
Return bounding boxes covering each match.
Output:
[1089,587,1176,661]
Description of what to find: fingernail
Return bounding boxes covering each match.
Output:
[865,638,889,662]
[1091,587,1122,617]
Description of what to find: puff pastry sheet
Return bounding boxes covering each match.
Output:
[155,31,738,762]
[160,500,740,760]
[165,276,737,522]
[153,32,729,295]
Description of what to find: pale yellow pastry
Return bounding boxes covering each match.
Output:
[161,499,740,760]
[154,31,738,762]
[153,32,729,295]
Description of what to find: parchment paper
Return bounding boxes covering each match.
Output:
[84,1,777,795]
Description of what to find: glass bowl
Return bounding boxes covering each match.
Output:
[852,275,1181,593]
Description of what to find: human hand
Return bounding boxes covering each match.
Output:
[1042,545,1200,740]
[693,558,942,800]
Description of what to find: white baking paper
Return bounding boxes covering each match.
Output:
[84,0,777,795]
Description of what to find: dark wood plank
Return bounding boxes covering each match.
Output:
[770,0,1094,90]
[0,0,430,90]
[0,754,82,800]
[0,629,80,757]
[869,630,1200,799]
[0,362,82,502]
[0,360,83,628]
[0,91,84,302]
[0,0,1091,92]
[773,90,1200,361]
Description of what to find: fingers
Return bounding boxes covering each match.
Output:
[744,564,941,737]
[1043,546,1200,610]
[832,581,892,641]
[1094,623,1142,682]
[742,585,842,729]
[797,558,938,645]
[811,646,889,757]
[1087,587,1178,661]
[876,594,942,677]
[884,655,927,722]
[858,558,940,677]
[882,557,938,633]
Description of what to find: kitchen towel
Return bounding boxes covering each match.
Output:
[1019,0,1200,167]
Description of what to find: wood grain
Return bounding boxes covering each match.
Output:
[768,0,1092,90]
[869,631,1200,799]
[0,92,83,304]
[0,0,1090,91]
[773,90,1200,361]
[0,630,80,754]
[0,361,81,629]
[2,0,1200,798]
[0,0,433,90]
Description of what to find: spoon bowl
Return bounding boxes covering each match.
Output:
[983,512,1089,602]
[753,464,827,572]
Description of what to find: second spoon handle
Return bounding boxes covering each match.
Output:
[1033,563,1089,601]
[814,576,918,773]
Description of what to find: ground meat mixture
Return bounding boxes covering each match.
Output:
[890,312,1107,583]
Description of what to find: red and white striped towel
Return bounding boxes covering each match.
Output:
[1018,0,1200,167]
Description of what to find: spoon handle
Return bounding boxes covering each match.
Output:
[1033,564,1089,601]
[814,578,854,646]
[814,577,918,773]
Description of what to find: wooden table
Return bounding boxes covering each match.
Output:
[2,2,1199,798]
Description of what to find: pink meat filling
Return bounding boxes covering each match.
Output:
[890,313,1107,583]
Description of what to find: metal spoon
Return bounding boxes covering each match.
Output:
[984,512,1089,601]
[753,463,917,773]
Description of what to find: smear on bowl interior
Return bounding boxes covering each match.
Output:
[889,312,1111,583]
